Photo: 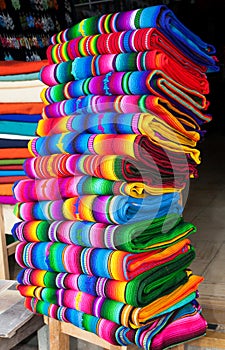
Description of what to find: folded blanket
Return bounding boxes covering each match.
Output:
[0,72,39,82]
[0,139,29,148]
[0,148,31,159]
[0,195,17,204]
[13,175,180,201]
[24,297,207,348]
[39,61,74,86]
[0,60,48,76]
[37,112,198,150]
[18,269,189,307]
[0,175,27,184]
[0,158,25,165]
[15,238,190,280]
[14,192,182,224]
[40,51,208,94]
[0,121,37,136]
[0,102,44,115]
[70,51,209,94]
[0,183,14,196]
[0,170,26,176]
[29,132,198,164]
[41,71,208,120]
[17,246,194,307]
[17,272,202,327]
[17,268,190,307]
[0,165,24,170]
[47,25,217,73]
[23,153,190,189]
[12,214,196,252]
[0,80,45,103]
[0,114,41,122]
[41,95,211,125]
[50,5,217,71]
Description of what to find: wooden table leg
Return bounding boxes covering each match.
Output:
[48,318,70,350]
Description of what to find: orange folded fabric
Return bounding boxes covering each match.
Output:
[0,148,31,159]
[0,60,48,76]
[0,103,44,115]
[0,183,14,196]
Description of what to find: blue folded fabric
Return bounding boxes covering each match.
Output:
[139,5,218,71]
[0,170,26,176]
[0,139,29,148]
[0,121,38,136]
[0,72,39,81]
[0,114,41,122]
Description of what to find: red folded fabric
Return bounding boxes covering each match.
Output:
[0,60,48,76]
[0,176,27,184]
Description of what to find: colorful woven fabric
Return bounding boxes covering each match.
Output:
[13,4,215,348]
[28,132,198,169]
[39,61,74,87]
[41,95,211,125]
[36,112,199,151]
[40,51,209,94]
[24,297,207,348]
[41,71,208,118]
[13,175,181,200]
[23,153,191,190]
[16,245,194,307]
[70,51,209,94]
[15,238,190,280]
[47,28,197,65]
[14,192,182,224]
[28,132,198,182]
[49,5,217,71]
[12,214,196,252]
[17,272,202,327]
[16,266,191,310]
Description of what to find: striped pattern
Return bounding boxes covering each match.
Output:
[14,4,219,349]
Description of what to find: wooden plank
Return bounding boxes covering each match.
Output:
[7,241,19,256]
[61,321,131,349]
[46,317,225,350]
[0,315,44,350]
[48,318,70,350]
[0,205,10,279]
[0,280,35,338]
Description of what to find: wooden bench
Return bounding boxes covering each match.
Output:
[44,316,225,350]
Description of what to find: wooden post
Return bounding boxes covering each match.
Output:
[0,205,10,279]
[48,318,70,350]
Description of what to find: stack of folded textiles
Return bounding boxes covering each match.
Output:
[12,5,219,350]
[0,60,47,204]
